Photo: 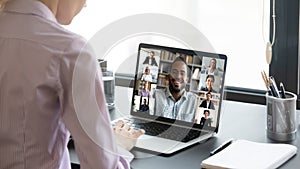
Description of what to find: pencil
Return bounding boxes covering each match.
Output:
[261,71,272,96]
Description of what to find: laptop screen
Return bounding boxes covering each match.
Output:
[131,43,227,132]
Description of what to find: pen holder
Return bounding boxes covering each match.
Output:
[266,91,297,141]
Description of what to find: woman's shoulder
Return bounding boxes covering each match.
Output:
[34,14,87,48]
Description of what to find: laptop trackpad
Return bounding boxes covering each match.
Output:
[135,134,187,154]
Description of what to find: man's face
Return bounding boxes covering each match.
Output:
[145,68,150,75]
[169,61,189,93]
[150,52,154,58]
[206,93,211,100]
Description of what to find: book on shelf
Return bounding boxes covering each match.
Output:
[158,74,169,86]
[185,55,193,64]
[159,63,171,74]
[192,68,200,79]
[201,139,297,169]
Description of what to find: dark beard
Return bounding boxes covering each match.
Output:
[169,83,181,93]
[169,78,185,94]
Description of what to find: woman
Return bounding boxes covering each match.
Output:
[200,110,212,127]
[141,66,153,82]
[0,0,143,168]
[204,58,219,76]
[200,75,217,93]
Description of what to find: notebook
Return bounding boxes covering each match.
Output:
[201,139,297,169]
[115,43,227,154]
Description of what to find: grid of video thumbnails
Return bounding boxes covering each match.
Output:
[132,47,225,128]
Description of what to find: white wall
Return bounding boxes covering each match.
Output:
[65,0,270,90]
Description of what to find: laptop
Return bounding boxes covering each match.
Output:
[115,43,227,155]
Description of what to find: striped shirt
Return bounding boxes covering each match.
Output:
[154,87,199,122]
[0,0,132,168]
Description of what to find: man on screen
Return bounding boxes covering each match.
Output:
[140,98,149,112]
[199,92,215,110]
[142,51,158,66]
[154,57,199,122]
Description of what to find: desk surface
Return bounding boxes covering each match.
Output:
[70,86,300,169]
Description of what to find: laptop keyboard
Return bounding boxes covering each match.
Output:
[127,118,208,143]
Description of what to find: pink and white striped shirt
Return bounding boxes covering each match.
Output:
[0,0,132,168]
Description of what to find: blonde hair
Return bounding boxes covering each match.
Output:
[0,0,12,10]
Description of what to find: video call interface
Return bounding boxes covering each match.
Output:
[132,45,226,128]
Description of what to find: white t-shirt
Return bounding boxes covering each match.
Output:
[141,74,152,82]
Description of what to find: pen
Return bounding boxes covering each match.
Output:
[280,82,286,98]
[269,76,280,98]
[210,139,234,156]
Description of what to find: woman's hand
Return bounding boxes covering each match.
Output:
[113,120,145,151]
